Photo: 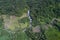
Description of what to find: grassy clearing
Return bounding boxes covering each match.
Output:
[2,13,28,31]
[0,14,30,40]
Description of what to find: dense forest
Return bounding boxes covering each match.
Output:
[0,0,60,40]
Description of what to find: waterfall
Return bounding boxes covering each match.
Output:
[28,10,32,28]
[28,10,32,22]
[23,10,32,32]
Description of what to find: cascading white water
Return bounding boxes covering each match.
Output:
[28,10,32,28]
[23,10,32,32]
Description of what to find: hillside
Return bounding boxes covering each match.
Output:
[0,0,60,40]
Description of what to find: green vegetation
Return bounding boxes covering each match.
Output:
[0,0,60,40]
[45,28,60,40]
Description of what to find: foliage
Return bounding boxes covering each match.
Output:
[18,17,29,24]
[0,0,27,16]
[26,0,60,26]
[0,17,4,29]
[25,0,60,40]
[45,28,60,40]
[0,0,60,40]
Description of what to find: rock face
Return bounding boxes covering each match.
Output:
[32,26,40,33]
